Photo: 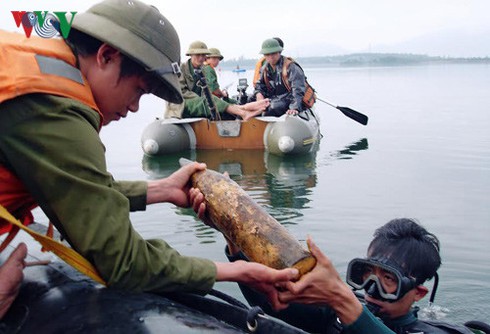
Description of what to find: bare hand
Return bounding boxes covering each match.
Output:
[189,187,216,229]
[189,171,229,229]
[286,109,299,116]
[0,243,27,319]
[215,260,299,311]
[278,237,363,324]
[146,162,206,206]
[278,236,344,305]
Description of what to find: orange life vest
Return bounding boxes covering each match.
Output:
[0,30,101,242]
[253,57,266,88]
[0,30,100,111]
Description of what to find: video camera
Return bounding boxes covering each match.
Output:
[236,78,249,105]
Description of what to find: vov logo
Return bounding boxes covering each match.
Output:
[11,11,77,39]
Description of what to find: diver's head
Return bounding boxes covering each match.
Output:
[367,218,441,284]
[347,218,441,318]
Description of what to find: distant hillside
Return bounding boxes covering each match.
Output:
[372,29,490,58]
[220,53,490,70]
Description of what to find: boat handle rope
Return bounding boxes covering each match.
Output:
[209,288,248,309]
[0,204,106,285]
[209,288,265,332]
[246,306,265,332]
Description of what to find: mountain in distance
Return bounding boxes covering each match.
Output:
[288,28,490,58]
[288,42,350,58]
[221,53,489,69]
[371,29,490,58]
[220,29,490,69]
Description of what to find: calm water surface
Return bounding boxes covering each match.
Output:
[97,64,490,325]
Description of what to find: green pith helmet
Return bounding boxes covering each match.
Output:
[207,48,224,60]
[71,0,183,104]
[260,38,283,54]
[186,41,210,56]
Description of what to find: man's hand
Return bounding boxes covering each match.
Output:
[278,237,363,324]
[189,171,231,229]
[189,186,217,229]
[0,243,27,319]
[146,162,206,206]
[215,261,299,311]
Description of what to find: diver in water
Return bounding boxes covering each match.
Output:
[223,218,487,333]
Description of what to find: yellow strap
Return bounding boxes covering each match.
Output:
[0,205,106,285]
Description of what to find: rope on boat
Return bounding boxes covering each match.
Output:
[208,288,248,309]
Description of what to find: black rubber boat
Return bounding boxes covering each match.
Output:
[0,246,307,334]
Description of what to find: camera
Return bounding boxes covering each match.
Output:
[236,78,249,105]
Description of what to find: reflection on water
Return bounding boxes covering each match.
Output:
[106,65,490,323]
[263,153,317,223]
[142,138,369,238]
[332,138,368,160]
[142,149,318,215]
[142,149,319,243]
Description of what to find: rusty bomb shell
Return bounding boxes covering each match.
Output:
[180,158,316,276]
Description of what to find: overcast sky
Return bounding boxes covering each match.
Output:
[2,0,489,59]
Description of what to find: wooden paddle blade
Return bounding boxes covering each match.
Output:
[337,106,369,125]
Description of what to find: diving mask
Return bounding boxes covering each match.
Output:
[346,257,417,302]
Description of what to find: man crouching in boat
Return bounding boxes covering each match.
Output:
[165,41,269,120]
[254,38,307,117]
[0,0,299,320]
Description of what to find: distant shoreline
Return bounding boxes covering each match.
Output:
[219,53,490,69]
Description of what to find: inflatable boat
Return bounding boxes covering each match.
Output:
[3,244,488,334]
[0,242,307,334]
[141,109,321,157]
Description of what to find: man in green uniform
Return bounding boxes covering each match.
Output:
[165,41,269,120]
[203,47,240,105]
[0,0,298,319]
[202,48,227,98]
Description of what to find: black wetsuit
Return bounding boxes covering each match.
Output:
[226,248,476,334]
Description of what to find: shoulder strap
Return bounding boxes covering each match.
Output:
[261,62,270,90]
[188,60,199,92]
[281,57,294,92]
[262,57,291,91]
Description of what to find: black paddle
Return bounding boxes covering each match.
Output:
[316,97,368,126]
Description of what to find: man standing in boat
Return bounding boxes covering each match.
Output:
[254,38,307,117]
[165,41,269,120]
[0,0,299,320]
